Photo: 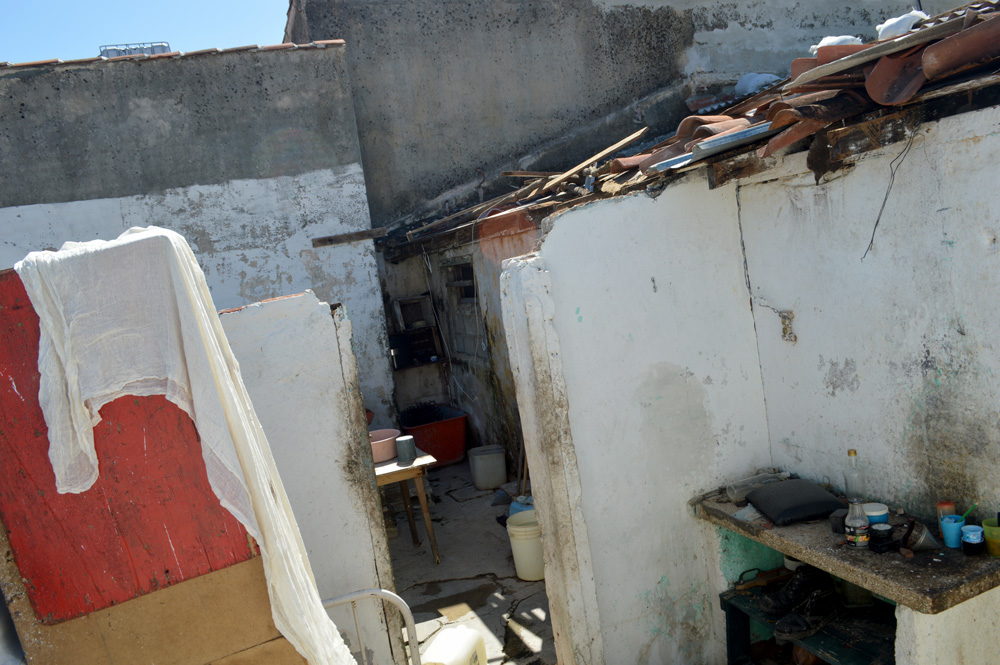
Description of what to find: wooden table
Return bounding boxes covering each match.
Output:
[375,450,441,564]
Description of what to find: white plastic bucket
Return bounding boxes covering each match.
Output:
[468,445,506,490]
[507,509,544,581]
[422,625,487,665]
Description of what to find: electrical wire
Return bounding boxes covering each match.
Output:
[862,129,917,261]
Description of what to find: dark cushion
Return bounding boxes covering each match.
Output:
[747,478,845,526]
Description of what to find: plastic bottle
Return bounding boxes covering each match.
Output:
[936,501,955,539]
[844,449,866,502]
[845,498,870,548]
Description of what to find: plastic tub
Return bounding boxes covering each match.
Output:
[507,509,544,581]
[863,503,889,524]
[469,446,506,490]
[369,429,400,463]
[422,625,487,665]
[400,405,467,467]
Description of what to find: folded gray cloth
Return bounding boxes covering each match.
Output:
[747,479,844,526]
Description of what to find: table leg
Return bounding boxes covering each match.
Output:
[412,472,441,564]
[398,479,420,547]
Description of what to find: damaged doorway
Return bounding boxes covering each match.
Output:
[379,245,555,664]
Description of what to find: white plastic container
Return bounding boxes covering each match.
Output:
[468,445,506,490]
[863,502,889,524]
[422,625,487,665]
[507,509,544,581]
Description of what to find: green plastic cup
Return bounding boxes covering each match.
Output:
[982,518,1000,557]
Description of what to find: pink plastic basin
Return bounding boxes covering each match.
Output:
[369,429,400,463]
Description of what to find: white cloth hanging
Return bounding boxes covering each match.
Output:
[15,226,355,665]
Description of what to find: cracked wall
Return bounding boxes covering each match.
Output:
[500,103,1000,663]
[501,180,770,664]
[738,105,1000,523]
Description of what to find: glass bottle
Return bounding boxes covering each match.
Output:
[844,449,866,502]
[845,498,870,548]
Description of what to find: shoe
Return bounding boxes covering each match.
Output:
[773,589,837,641]
[759,565,831,615]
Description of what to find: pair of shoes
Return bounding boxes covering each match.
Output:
[773,588,838,641]
[760,565,831,615]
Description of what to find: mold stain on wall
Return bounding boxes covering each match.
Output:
[637,574,710,665]
[899,329,1000,519]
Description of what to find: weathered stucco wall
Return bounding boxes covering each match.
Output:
[738,105,1000,522]
[221,293,400,665]
[0,46,360,208]
[500,102,1000,663]
[0,46,396,424]
[501,178,771,664]
[287,0,905,226]
[895,584,1000,665]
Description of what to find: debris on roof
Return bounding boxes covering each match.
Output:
[384,1,1000,256]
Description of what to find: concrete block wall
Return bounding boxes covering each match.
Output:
[287,0,910,227]
[0,45,397,425]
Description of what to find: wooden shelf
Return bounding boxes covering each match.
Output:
[720,586,895,665]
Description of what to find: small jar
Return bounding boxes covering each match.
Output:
[937,501,955,538]
[870,523,894,544]
[845,498,870,548]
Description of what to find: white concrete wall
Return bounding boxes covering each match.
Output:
[0,166,396,427]
[221,292,400,665]
[501,177,771,664]
[502,103,1000,663]
[896,585,1000,665]
[739,106,1000,520]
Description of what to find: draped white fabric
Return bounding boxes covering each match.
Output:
[15,227,355,665]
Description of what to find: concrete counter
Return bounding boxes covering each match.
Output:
[694,489,1000,614]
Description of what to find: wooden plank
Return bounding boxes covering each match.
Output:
[0,534,286,665]
[209,637,308,664]
[721,588,896,665]
[501,170,561,178]
[709,151,778,189]
[0,269,254,623]
[525,126,649,199]
[405,190,516,242]
[311,227,387,248]
[826,110,914,163]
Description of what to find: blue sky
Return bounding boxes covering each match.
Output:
[1,1,290,64]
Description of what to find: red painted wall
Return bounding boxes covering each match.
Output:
[0,269,255,623]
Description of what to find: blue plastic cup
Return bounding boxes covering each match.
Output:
[962,525,984,543]
[941,515,966,548]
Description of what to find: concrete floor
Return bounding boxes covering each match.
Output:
[385,459,556,665]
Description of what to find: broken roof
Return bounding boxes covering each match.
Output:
[385,1,1000,257]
